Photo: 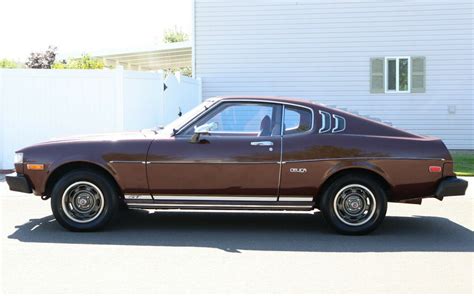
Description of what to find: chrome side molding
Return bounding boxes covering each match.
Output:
[123,194,315,211]
[126,203,313,210]
[279,196,313,202]
[124,194,153,200]
[124,195,314,203]
[152,195,277,202]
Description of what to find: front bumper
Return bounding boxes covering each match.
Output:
[5,173,32,194]
[434,177,468,199]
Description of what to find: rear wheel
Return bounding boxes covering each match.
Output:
[320,174,387,235]
[51,169,118,231]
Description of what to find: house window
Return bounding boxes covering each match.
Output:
[384,57,410,93]
[370,56,425,94]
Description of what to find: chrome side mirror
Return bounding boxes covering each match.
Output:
[190,122,218,143]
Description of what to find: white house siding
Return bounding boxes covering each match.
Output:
[194,0,474,149]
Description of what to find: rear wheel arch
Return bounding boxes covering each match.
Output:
[315,167,392,207]
[45,161,122,198]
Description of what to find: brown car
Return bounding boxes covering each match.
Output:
[6,96,468,234]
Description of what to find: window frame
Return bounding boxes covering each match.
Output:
[384,56,411,93]
[282,105,314,136]
[176,99,315,138]
[178,101,283,137]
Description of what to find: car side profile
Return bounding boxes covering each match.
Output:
[6,96,468,234]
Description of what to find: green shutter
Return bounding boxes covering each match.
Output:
[370,58,385,93]
[411,56,426,93]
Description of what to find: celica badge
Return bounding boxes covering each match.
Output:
[290,168,307,173]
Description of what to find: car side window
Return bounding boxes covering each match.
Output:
[284,106,313,135]
[182,102,282,137]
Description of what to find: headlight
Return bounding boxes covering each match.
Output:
[14,152,24,164]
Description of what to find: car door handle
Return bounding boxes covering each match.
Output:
[250,141,274,146]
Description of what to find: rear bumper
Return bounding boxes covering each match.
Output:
[5,173,32,194]
[434,177,468,199]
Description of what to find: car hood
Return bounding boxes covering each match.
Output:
[31,130,156,146]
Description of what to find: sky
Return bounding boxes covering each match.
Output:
[0,0,192,61]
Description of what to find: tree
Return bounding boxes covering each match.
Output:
[164,66,192,77]
[0,59,21,68]
[163,26,189,43]
[25,46,57,69]
[53,54,104,69]
[162,27,192,76]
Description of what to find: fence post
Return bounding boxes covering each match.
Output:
[0,69,4,169]
[158,70,165,127]
[115,66,124,131]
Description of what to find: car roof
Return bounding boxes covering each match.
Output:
[208,96,323,108]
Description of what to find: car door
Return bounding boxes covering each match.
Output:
[278,104,317,201]
[147,101,283,201]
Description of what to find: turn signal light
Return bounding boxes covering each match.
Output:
[27,164,45,171]
[429,166,442,173]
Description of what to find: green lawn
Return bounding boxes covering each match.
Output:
[452,152,474,176]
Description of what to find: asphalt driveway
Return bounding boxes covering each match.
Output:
[1,175,472,293]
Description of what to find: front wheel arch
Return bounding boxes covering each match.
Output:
[45,161,122,199]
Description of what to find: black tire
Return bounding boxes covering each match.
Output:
[319,174,387,235]
[51,169,119,231]
[118,199,130,211]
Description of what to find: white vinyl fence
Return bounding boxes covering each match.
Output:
[163,73,202,124]
[0,68,202,169]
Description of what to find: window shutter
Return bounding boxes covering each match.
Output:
[411,56,426,93]
[370,58,384,93]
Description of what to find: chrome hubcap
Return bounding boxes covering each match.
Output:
[333,184,376,226]
[62,181,105,223]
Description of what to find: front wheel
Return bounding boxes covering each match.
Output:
[51,170,118,231]
[320,174,387,235]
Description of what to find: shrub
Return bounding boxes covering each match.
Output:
[26,46,57,69]
[0,59,21,68]
[53,54,104,69]
[164,66,192,77]
[163,26,189,43]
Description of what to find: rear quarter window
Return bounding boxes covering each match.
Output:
[284,106,312,135]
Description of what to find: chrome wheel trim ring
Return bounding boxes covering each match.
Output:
[333,184,377,227]
[61,181,105,224]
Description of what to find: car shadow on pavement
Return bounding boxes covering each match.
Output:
[7,210,474,253]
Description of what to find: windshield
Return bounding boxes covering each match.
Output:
[160,100,216,136]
